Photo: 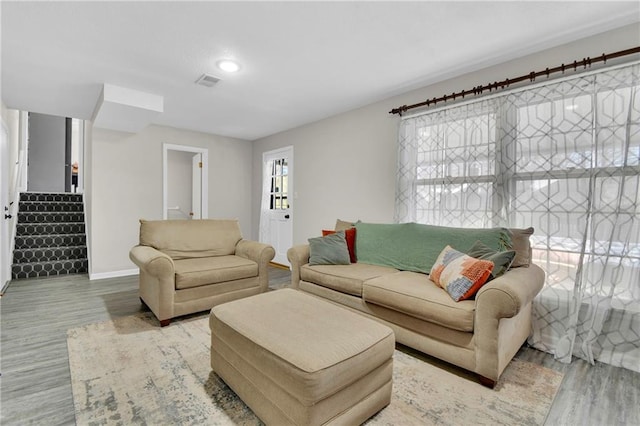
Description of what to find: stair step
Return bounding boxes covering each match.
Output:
[13,246,87,264]
[19,201,84,212]
[17,212,84,224]
[11,259,88,280]
[14,233,86,249]
[20,192,83,203]
[16,222,85,236]
[11,192,88,280]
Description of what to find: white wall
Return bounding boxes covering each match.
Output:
[252,23,640,245]
[1,104,21,199]
[88,124,253,276]
[167,150,193,219]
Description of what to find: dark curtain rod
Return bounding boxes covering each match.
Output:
[389,46,640,116]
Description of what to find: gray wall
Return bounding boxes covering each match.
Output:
[87,124,253,275]
[28,112,66,192]
[252,23,640,245]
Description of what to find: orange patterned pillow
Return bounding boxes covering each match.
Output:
[430,245,494,301]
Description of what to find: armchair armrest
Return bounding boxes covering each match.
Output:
[287,245,310,289]
[235,240,276,265]
[129,245,175,278]
[236,240,275,291]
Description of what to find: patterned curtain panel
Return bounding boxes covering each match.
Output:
[395,63,640,372]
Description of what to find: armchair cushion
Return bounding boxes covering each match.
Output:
[174,255,258,290]
[139,219,242,259]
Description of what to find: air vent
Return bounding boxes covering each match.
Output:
[195,74,221,87]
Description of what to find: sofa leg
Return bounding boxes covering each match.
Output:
[159,319,171,327]
[478,375,496,389]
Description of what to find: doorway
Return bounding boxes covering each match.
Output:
[260,146,293,266]
[26,113,83,193]
[1,120,10,290]
[162,144,208,220]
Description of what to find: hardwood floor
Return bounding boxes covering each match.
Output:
[1,267,638,425]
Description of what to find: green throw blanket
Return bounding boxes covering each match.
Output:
[354,222,511,274]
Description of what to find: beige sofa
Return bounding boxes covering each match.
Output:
[287,222,544,387]
[130,219,275,326]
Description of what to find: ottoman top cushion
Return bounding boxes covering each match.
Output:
[211,289,394,374]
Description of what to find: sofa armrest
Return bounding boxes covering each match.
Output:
[475,264,545,319]
[287,245,310,289]
[474,263,545,382]
[129,245,175,278]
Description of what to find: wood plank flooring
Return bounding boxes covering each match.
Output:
[1,267,638,425]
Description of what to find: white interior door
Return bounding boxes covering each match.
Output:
[262,147,293,266]
[191,153,202,219]
[1,122,10,289]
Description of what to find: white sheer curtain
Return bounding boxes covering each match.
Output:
[396,63,640,372]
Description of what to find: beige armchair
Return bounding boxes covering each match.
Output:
[130,219,275,326]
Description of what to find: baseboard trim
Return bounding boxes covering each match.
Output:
[1,279,11,296]
[90,268,139,281]
[269,262,290,270]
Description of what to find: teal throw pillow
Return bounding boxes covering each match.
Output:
[466,240,516,280]
[308,231,351,266]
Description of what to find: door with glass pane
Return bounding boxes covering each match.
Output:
[262,147,293,266]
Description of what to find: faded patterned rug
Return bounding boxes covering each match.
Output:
[67,312,563,425]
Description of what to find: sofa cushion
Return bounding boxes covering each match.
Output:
[174,255,258,289]
[301,263,398,297]
[508,227,534,267]
[335,219,356,231]
[139,219,242,260]
[354,222,511,274]
[363,271,475,332]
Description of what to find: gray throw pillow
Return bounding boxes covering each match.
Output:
[308,231,351,266]
[466,240,516,280]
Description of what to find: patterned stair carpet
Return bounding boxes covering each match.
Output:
[67,312,563,426]
[12,192,87,279]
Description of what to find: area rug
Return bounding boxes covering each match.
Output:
[67,312,563,425]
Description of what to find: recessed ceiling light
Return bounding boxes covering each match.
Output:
[217,60,240,73]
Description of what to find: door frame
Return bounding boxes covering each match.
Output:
[1,119,10,291]
[73,118,85,193]
[191,153,202,220]
[162,143,208,220]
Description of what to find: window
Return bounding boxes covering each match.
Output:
[398,100,500,228]
[268,158,289,210]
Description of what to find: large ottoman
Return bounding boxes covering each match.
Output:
[209,288,395,425]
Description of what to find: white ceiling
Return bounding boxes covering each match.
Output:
[2,1,639,141]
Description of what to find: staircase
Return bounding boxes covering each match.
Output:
[11,192,88,279]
